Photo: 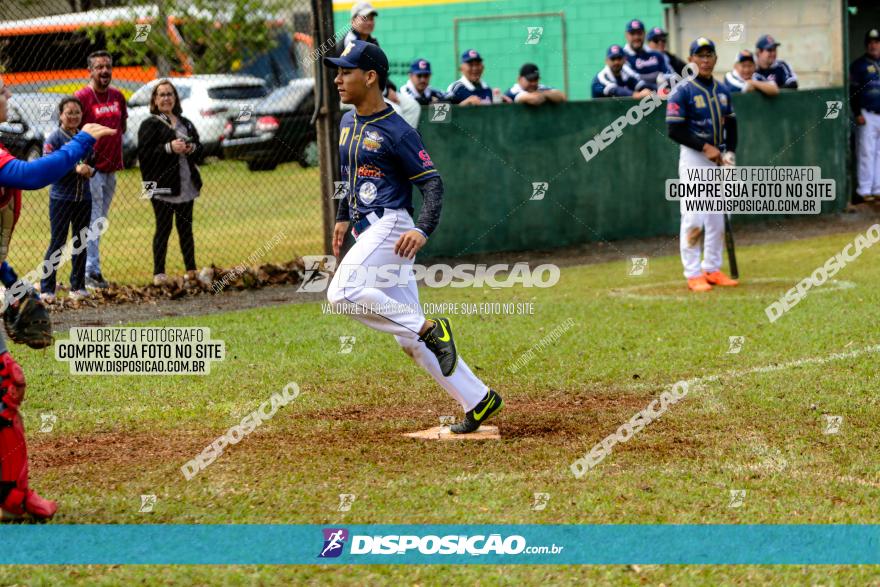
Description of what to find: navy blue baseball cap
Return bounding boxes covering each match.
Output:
[736,49,755,63]
[324,40,389,79]
[461,49,482,63]
[410,59,431,74]
[756,34,780,50]
[607,44,625,58]
[647,26,667,41]
[626,19,645,33]
[689,37,716,55]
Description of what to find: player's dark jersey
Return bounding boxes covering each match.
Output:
[591,65,644,98]
[666,76,735,148]
[446,76,493,104]
[623,44,671,90]
[756,60,797,89]
[337,106,439,220]
[722,70,768,93]
[849,54,880,114]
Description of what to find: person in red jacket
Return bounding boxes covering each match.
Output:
[0,77,114,520]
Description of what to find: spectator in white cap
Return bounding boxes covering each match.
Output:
[504,63,566,105]
[339,2,379,52]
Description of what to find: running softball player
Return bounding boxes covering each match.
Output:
[666,38,739,292]
[323,41,503,433]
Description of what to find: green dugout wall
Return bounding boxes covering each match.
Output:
[332,0,664,102]
[414,89,849,257]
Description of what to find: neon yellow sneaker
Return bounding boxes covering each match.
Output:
[420,317,458,377]
[451,389,504,434]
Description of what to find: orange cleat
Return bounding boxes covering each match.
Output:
[687,276,712,292]
[703,270,738,287]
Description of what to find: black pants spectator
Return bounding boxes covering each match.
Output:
[41,198,90,294]
[151,199,196,275]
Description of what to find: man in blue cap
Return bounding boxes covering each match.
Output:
[647,26,686,76]
[446,49,509,106]
[623,19,673,91]
[850,28,880,200]
[723,50,779,96]
[592,44,652,99]
[322,41,504,434]
[755,34,798,89]
[666,37,739,293]
[401,59,447,105]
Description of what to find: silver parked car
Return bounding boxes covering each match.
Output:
[126,74,270,157]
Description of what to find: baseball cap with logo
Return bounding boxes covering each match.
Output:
[756,34,780,51]
[519,63,540,81]
[324,40,389,87]
[461,49,482,63]
[647,27,667,41]
[689,37,716,55]
[866,28,880,44]
[410,59,431,75]
[351,1,377,19]
[607,44,625,59]
[626,19,645,33]
[736,49,755,63]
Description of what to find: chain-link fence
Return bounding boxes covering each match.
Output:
[0,0,324,288]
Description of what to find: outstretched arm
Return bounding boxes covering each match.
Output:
[0,125,113,190]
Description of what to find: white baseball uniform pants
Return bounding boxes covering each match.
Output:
[327,208,488,412]
[679,145,724,279]
[856,109,880,197]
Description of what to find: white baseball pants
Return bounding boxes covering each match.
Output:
[856,110,880,197]
[327,208,488,412]
[679,146,724,279]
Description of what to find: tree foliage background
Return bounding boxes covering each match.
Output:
[82,0,286,76]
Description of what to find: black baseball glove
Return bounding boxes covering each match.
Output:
[4,296,53,349]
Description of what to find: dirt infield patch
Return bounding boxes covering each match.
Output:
[30,390,656,472]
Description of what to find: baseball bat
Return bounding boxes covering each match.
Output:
[724,213,738,279]
[716,144,739,279]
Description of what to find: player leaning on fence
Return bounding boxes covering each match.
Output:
[666,38,739,292]
[323,41,503,434]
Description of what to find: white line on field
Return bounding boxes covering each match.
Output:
[685,343,880,387]
[608,277,856,301]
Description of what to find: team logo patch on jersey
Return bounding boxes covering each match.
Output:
[667,102,681,116]
[418,149,434,168]
[357,164,384,178]
[719,94,728,106]
[362,130,383,152]
[359,181,378,204]
[869,65,877,74]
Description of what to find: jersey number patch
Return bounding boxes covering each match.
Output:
[694,95,706,108]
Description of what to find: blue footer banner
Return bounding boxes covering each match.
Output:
[2,525,878,564]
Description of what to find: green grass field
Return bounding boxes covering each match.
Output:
[8,160,324,286]
[2,223,879,585]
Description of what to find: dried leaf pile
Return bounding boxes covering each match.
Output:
[45,259,307,311]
